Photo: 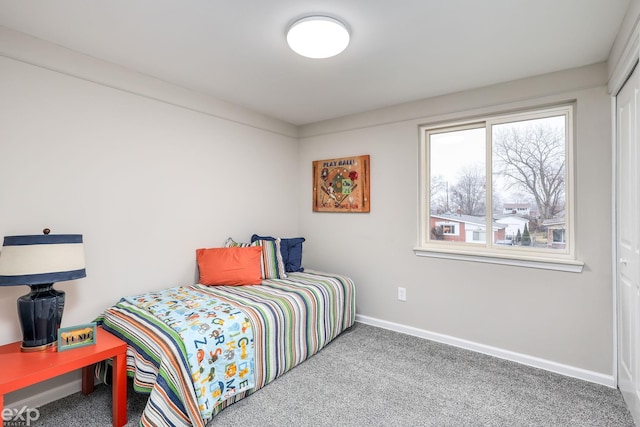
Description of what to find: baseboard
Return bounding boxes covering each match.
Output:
[4,378,83,411]
[355,314,616,388]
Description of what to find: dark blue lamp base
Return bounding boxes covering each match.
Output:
[17,283,65,352]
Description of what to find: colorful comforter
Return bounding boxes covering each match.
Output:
[101,270,356,427]
[121,286,255,420]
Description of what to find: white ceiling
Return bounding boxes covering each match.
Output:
[0,0,631,125]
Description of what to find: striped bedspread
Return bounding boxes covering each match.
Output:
[101,270,356,427]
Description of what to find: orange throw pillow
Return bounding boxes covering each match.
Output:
[196,246,262,286]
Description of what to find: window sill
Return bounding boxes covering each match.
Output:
[413,247,584,273]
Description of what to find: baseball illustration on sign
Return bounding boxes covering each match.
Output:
[312,155,370,212]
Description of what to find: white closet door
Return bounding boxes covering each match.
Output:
[617,65,640,426]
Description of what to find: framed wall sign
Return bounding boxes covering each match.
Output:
[312,154,370,213]
[57,322,97,351]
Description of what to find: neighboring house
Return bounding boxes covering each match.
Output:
[430,213,506,244]
[495,215,529,241]
[502,203,531,216]
[542,217,566,249]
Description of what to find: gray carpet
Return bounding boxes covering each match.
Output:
[35,323,634,426]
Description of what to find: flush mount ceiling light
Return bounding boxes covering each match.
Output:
[286,15,350,59]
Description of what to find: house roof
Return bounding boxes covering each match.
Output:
[495,215,529,224]
[431,213,505,230]
[0,1,629,126]
[542,217,566,227]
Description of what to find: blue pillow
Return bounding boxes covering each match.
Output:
[251,234,305,272]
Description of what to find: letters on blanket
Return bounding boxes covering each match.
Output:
[124,286,255,420]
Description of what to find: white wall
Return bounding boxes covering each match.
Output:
[0,29,299,406]
[0,42,300,345]
[0,32,300,345]
[609,0,640,89]
[297,63,614,380]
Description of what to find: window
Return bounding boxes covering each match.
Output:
[553,229,565,243]
[417,105,582,272]
[436,222,459,236]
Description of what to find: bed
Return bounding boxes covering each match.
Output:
[100,269,356,427]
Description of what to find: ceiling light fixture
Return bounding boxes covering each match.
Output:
[286,15,350,59]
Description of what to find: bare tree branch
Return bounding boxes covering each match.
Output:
[493,122,565,221]
[451,164,485,215]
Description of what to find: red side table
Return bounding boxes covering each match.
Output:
[0,326,128,427]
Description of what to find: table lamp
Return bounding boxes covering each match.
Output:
[0,229,86,351]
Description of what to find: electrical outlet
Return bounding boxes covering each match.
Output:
[397,287,407,301]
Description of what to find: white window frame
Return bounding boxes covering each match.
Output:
[415,104,584,273]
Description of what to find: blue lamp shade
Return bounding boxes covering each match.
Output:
[0,233,86,351]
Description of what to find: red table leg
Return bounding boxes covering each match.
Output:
[112,352,127,427]
[81,363,95,395]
